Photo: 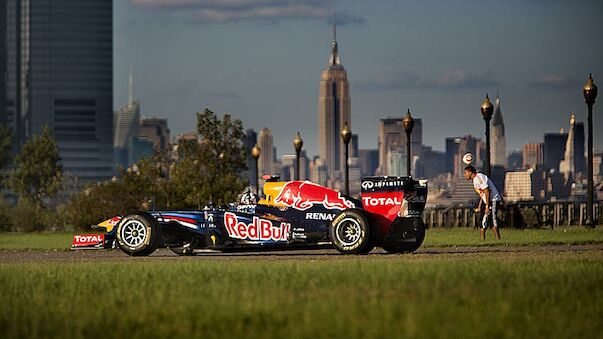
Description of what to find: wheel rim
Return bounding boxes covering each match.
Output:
[335,218,362,247]
[121,220,147,248]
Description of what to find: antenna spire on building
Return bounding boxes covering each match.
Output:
[329,14,340,66]
[128,66,134,105]
[333,13,336,42]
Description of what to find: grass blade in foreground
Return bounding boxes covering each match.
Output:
[0,252,601,338]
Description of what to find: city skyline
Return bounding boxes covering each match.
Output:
[114,0,603,158]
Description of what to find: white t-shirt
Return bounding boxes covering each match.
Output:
[473,173,501,203]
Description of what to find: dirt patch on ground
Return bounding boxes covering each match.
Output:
[1,244,602,263]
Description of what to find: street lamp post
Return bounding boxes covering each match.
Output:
[402,108,415,177]
[293,132,303,181]
[583,74,598,228]
[481,94,494,177]
[340,122,352,196]
[251,144,261,196]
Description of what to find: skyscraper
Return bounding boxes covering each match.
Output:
[445,137,461,173]
[417,146,446,179]
[491,94,506,167]
[523,142,544,168]
[3,0,114,181]
[507,150,523,170]
[543,131,568,171]
[114,70,140,168]
[257,127,275,178]
[280,152,309,181]
[358,149,378,177]
[244,128,258,189]
[377,117,422,175]
[444,135,483,177]
[560,114,577,179]
[139,117,170,154]
[318,22,350,185]
[0,3,6,126]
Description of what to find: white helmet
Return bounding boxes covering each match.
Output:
[239,187,259,205]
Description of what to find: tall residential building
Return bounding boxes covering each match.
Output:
[491,95,506,167]
[543,131,568,171]
[3,0,114,181]
[114,71,140,168]
[505,167,546,202]
[318,23,351,184]
[522,142,543,168]
[257,127,275,178]
[377,117,422,175]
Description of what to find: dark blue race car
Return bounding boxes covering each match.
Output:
[72,176,427,256]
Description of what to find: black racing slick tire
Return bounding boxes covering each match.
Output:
[330,209,374,254]
[116,213,161,256]
[382,218,426,254]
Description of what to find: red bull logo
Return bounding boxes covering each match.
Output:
[274,181,355,211]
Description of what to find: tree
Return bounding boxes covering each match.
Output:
[10,126,62,206]
[171,109,248,207]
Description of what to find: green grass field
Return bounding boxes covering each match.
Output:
[424,226,603,247]
[1,252,602,338]
[1,226,602,251]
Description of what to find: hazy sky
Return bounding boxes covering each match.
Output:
[114,0,603,157]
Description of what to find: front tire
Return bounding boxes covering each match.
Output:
[116,213,161,256]
[330,209,374,254]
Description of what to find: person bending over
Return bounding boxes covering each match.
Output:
[464,165,502,240]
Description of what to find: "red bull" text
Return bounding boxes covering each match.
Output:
[274,181,355,211]
[224,212,290,241]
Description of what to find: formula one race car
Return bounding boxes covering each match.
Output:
[72,176,427,256]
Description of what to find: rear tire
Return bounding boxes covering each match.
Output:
[382,218,426,253]
[330,209,374,254]
[116,213,161,256]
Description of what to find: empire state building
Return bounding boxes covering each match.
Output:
[318,23,351,184]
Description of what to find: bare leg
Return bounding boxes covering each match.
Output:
[480,228,486,240]
[492,226,501,240]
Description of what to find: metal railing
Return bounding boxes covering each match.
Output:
[423,201,602,228]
